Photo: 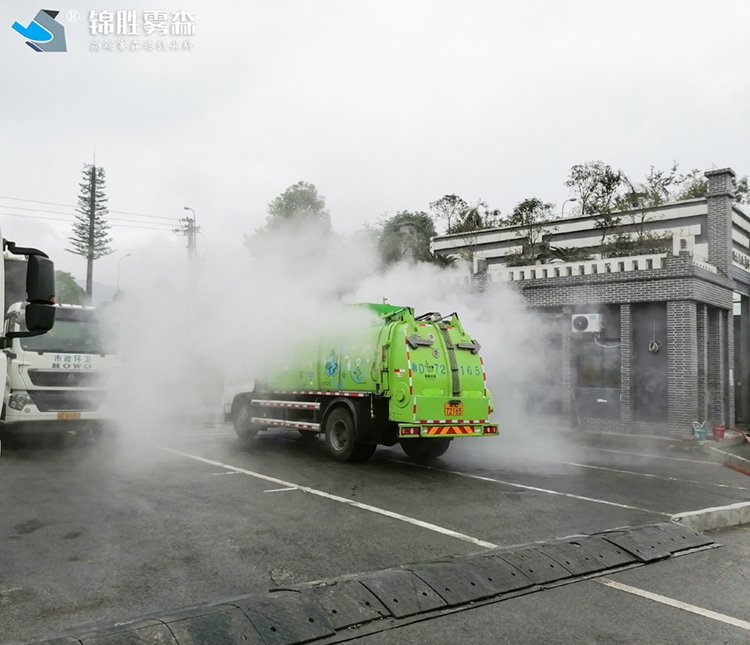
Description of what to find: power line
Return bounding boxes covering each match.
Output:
[0,211,175,231]
[0,204,177,227]
[0,195,180,222]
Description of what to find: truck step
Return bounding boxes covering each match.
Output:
[252,399,321,411]
[251,417,320,432]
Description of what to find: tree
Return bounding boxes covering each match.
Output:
[564,161,624,216]
[505,197,555,263]
[446,200,502,264]
[675,169,750,204]
[67,163,114,299]
[378,211,449,267]
[429,194,468,234]
[450,200,502,234]
[257,181,331,234]
[54,271,87,305]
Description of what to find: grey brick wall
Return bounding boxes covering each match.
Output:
[667,300,699,435]
[620,303,632,424]
[707,308,725,426]
[697,304,708,422]
[705,168,735,277]
[562,305,573,425]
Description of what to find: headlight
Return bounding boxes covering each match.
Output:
[8,392,32,410]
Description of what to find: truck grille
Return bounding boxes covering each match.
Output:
[28,390,107,412]
[27,370,110,388]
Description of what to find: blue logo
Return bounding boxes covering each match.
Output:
[12,10,67,52]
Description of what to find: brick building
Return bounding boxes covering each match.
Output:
[433,168,749,436]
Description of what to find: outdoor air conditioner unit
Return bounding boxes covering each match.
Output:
[572,313,603,333]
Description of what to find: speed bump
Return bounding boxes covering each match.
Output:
[306,580,389,629]
[238,594,335,645]
[80,624,177,644]
[165,606,262,645]
[409,561,500,606]
[24,523,716,645]
[360,570,446,618]
[536,537,634,576]
[495,548,570,584]
[461,555,536,594]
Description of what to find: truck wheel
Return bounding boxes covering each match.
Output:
[324,407,375,463]
[400,438,452,461]
[233,400,260,445]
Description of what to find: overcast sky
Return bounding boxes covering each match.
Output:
[2,0,749,288]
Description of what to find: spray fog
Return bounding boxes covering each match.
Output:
[110,221,578,467]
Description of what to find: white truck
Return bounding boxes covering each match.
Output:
[2,302,120,434]
[0,236,57,441]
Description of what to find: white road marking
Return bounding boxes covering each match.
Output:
[160,447,498,549]
[264,487,298,493]
[212,471,240,476]
[587,447,719,466]
[391,460,670,517]
[596,578,750,632]
[548,460,750,491]
[709,446,750,465]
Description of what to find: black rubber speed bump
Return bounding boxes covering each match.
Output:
[462,555,535,593]
[360,571,446,618]
[495,548,569,584]
[79,623,177,644]
[35,639,82,645]
[651,522,714,552]
[409,561,500,606]
[165,606,263,645]
[238,594,335,645]
[536,537,633,576]
[306,581,389,630]
[601,525,679,562]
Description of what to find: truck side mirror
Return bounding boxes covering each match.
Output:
[27,255,56,304]
[25,302,56,333]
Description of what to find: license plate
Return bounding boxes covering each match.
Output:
[444,402,463,416]
[57,412,81,420]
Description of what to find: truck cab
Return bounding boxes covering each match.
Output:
[3,303,120,432]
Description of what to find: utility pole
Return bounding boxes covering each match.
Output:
[174,207,200,290]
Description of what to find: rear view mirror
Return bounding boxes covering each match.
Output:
[27,255,55,304]
[24,303,56,333]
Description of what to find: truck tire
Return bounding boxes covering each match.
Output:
[400,438,452,461]
[233,399,260,446]
[324,407,375,463]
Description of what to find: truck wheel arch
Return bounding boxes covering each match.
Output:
[322,397,359,436]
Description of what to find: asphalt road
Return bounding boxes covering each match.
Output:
[1,422,749,644]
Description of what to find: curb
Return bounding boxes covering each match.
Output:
[569,430,748,460]
[672,501,750,532]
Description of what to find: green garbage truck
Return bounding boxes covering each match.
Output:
[223,303,497,462]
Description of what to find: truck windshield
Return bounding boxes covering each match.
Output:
[18,308,120,355]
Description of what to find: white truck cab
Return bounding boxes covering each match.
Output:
[3,303,120,432]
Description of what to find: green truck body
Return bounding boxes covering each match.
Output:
[226,303,498,461]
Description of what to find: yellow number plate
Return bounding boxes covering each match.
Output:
[57,412,81,420]
[444,402,463,416]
